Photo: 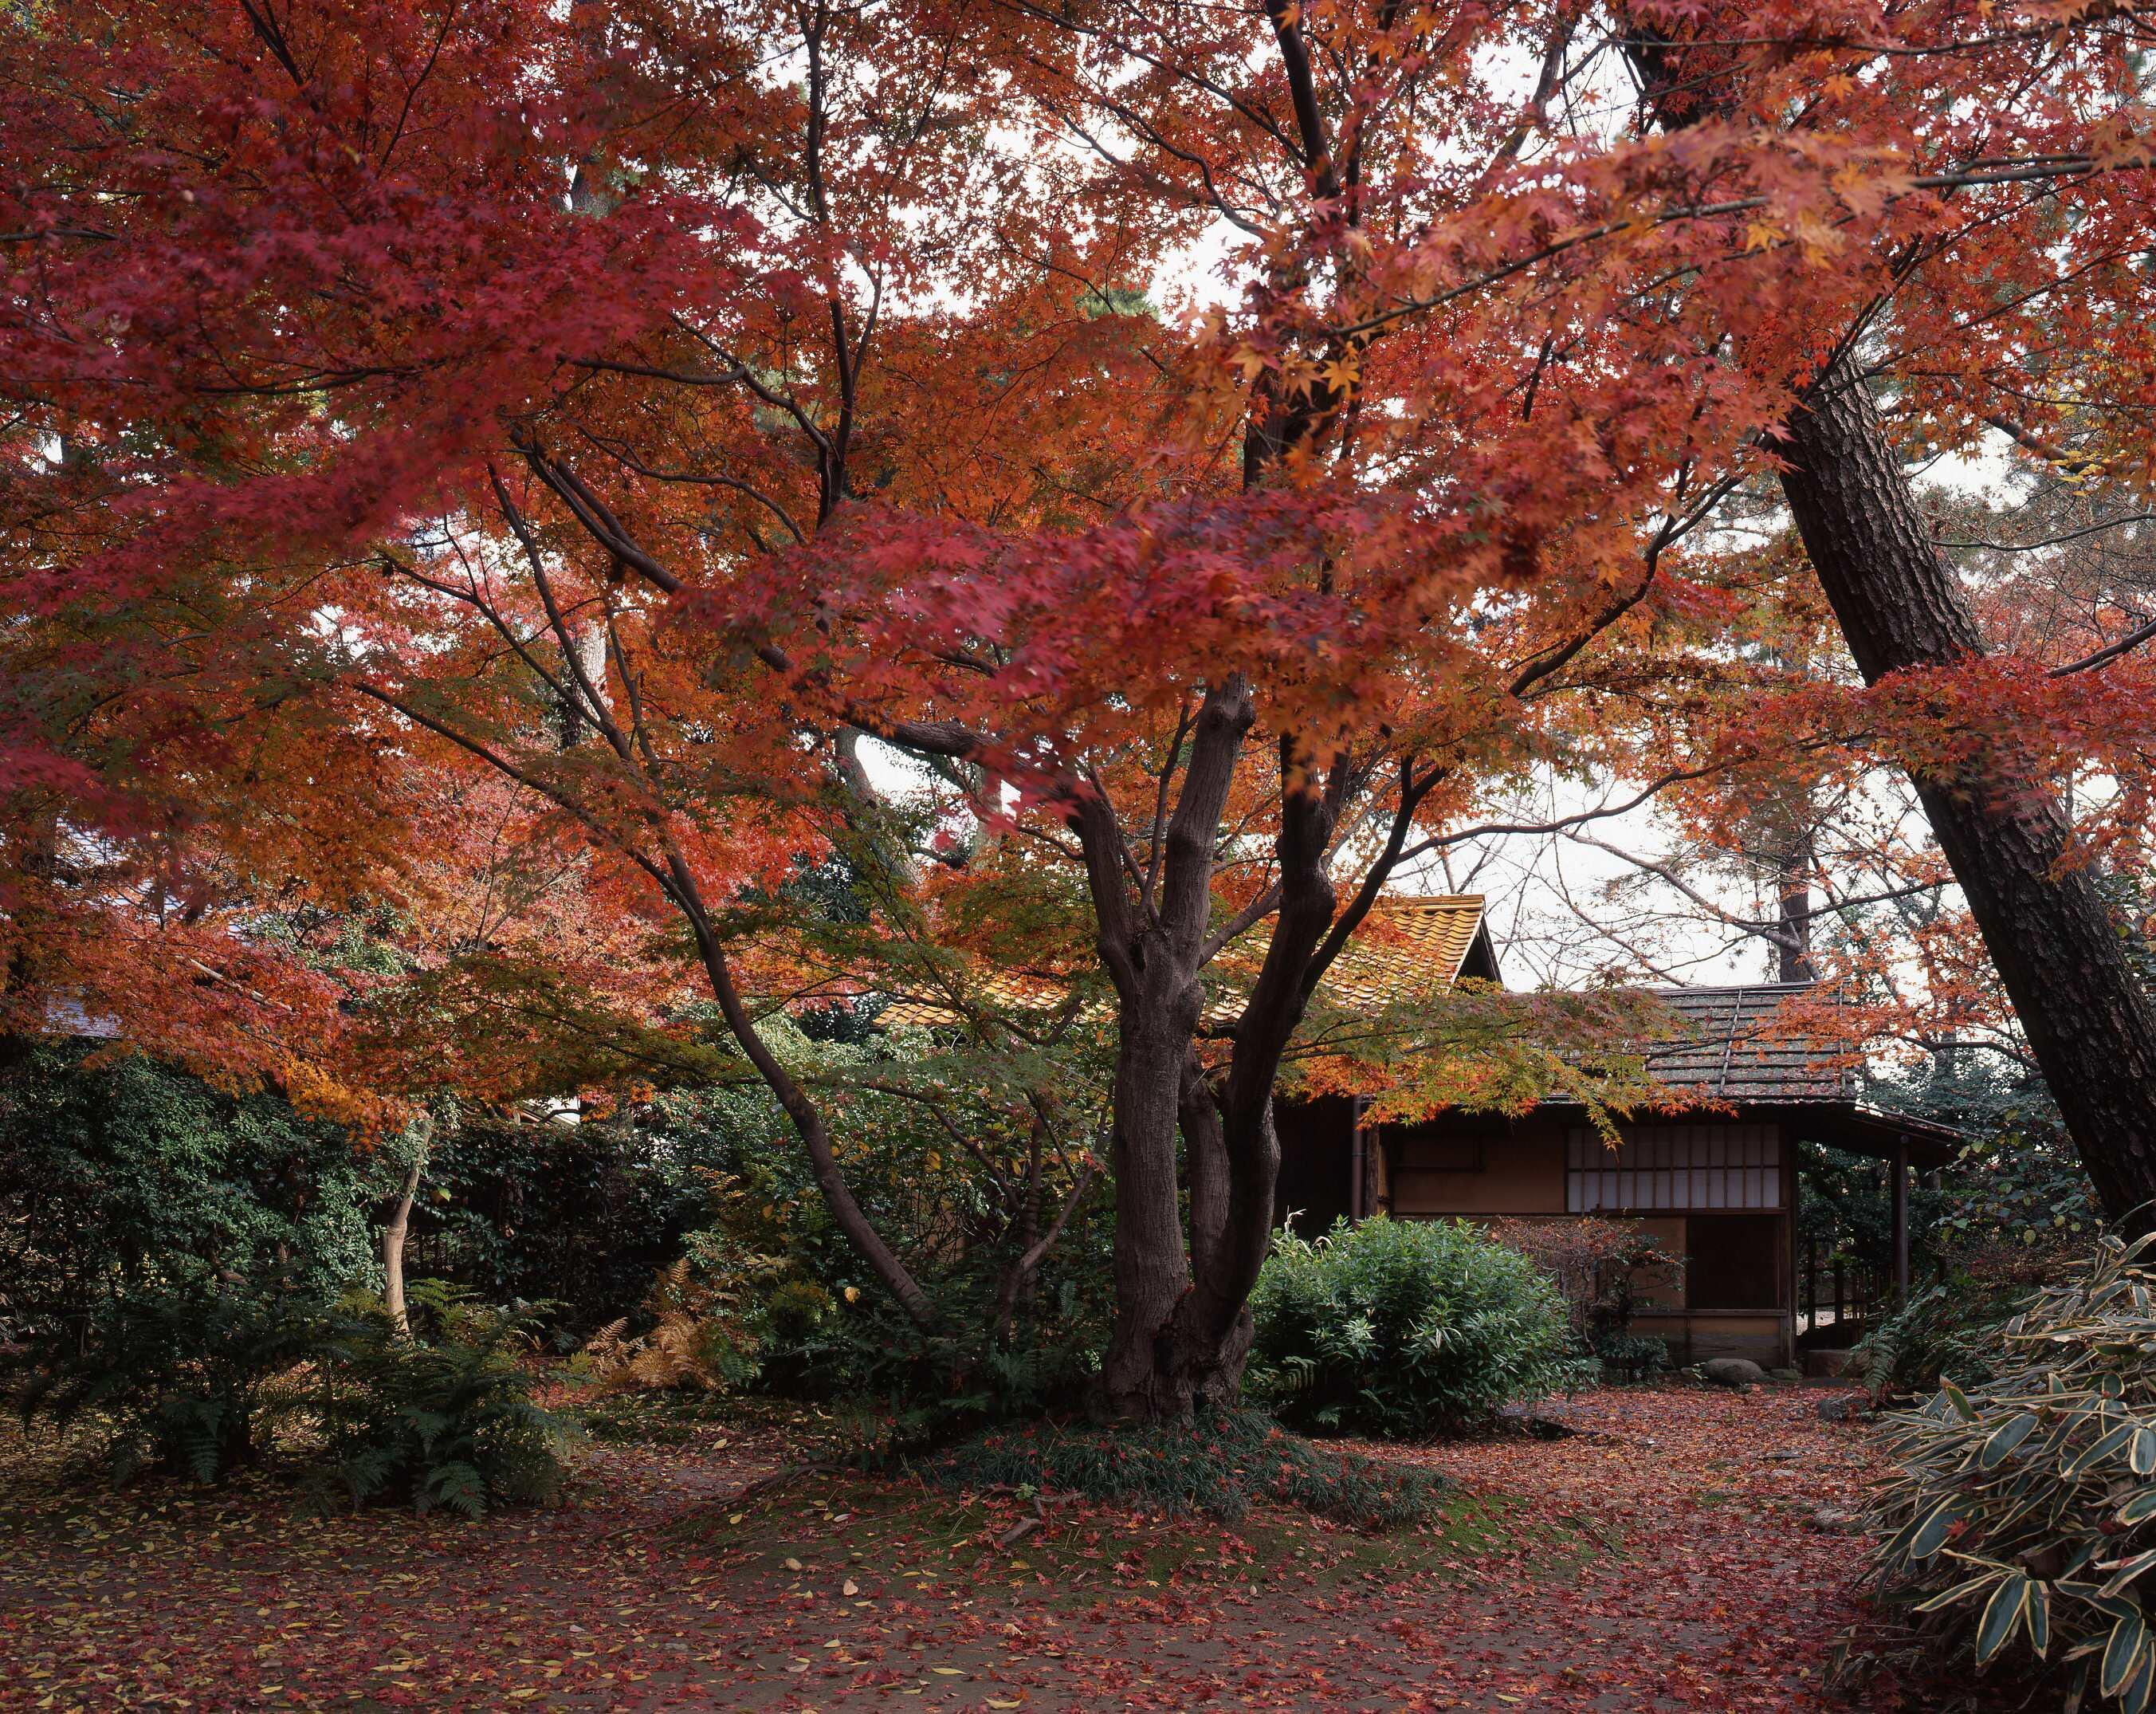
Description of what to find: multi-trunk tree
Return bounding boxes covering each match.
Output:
[6,0,2156,1412]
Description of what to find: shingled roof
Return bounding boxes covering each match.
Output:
[1638,982,1856,1103]
[1569,980,1962,1161]
[1236,896,1498,1012]
[877,894,1496,1029]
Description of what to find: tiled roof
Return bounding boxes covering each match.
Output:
[1636,983,1856,1103]
[40,996,120,1040]
[878,894,1491,1029]
[1224,897,1493,1013]
[1583,982,1966,1157]
[878,969,1069,1029]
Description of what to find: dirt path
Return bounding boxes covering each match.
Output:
[1,1387,1914,1711]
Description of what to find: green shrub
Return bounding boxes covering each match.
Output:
[11,1277,571,1515]
[406,1111,708,1337]
[11,1283,325,1484]
[1247,1216,1591,1438]
[306,1284,573,1517]
[0,1044,395,1344]
[1858,1236,2086,1399]
[922,1407,1449,1529]
[1592,1331,1673,1381]
[1856,1233,2156,1712]
[1858,1281,2010,1400]
[645,1079,1116,1435]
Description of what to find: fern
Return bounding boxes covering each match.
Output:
[10,1284,322,1484]
[305,1284,575,1517]
[574,1247,787,1396]
[10,1276,571,1516]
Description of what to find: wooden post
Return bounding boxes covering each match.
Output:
[1892,1138,1911,1307]
[1781,1131,1798,1367]
[1349,1098,1366,1222]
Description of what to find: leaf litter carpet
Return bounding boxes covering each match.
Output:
[2,1386,1920,1711]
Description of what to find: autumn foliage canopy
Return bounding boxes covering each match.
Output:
[3,0,2154,1409]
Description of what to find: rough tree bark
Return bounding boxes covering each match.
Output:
[1085,678,1262,1416]
[1622,22,2156,1221]
[1778,373,2156,1221]
[1763,820,1816,984]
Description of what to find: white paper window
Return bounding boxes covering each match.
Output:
[1565,1124,1782,1212]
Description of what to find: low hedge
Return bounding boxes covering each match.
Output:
[922,1407,1450,1529]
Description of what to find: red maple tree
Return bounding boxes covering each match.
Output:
[5,0,2154,1411]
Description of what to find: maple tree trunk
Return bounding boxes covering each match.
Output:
[1086,0,1355,1412]
[676,897,941,1328]
[1091,713,1348,1417]
[380,1118,430,1337]
[1098,977,1213,1415]
[1089,0,1367,1419]
[1172,779,1339,1394]
[1780,372,2156,1221]
[1090,680,1273,1418]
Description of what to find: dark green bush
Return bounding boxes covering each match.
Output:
[11,1276,571,1515]
[1592,1331,1673,1381]
[12,1284,326,1483]
[1856,1234,2156,1713]
[406,1113,706,1337]
[1857,1237,2085,1399]
[0,1043,395,1344]
[630,1072,1115,1437]
[922,1407,1450,1529]
[305,1284,573,1517]
[1247,1215,1592,1438]
[1857,1280,2010,1400]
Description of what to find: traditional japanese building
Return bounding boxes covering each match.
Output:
[1276,957,1959,1367]
[886,893,1958,1369]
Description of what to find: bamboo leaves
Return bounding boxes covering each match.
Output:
[1981,1413,2040,1469]
[2104,1612,2151,1707]
[1863,1237,2156,1708]
[1977,1574,2034,1665]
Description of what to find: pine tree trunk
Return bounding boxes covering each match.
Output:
[1617,24,2156,1223]
[1780,372,2156,1221]
[1768,822,1816,984]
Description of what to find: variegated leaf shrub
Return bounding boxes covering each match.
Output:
[1863,1233,2156,1711]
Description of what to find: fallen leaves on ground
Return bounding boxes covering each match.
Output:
[1,1386,1928,1711]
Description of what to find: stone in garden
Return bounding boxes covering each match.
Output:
[1700,1357,1766,1386]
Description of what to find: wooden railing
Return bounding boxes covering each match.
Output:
[1798,1232,1882,1342]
